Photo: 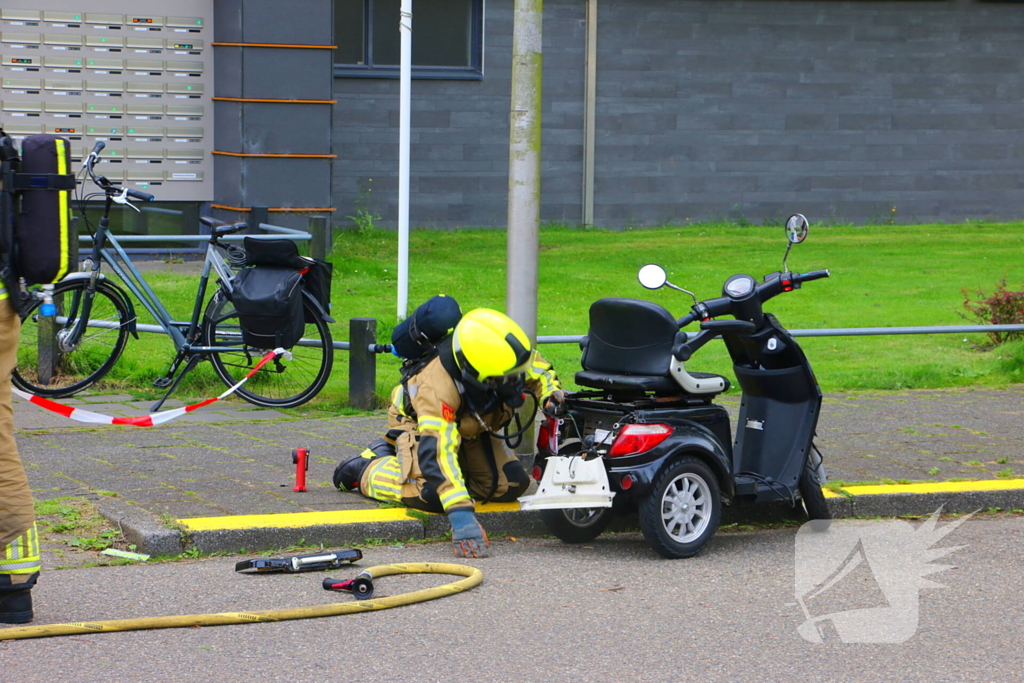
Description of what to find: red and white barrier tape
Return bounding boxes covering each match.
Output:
[12,348,290,427]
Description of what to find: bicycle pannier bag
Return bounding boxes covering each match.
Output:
[391,294,462,360]
[242,236,332,323]
[15,135,76,286]
[230,266,305,349]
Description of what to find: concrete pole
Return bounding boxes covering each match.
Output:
[506,0,543,341]
[397,0,412,320]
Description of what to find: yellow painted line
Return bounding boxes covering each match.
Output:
[178,507,416,531]
[834,478,1024,496]
[179,501,525,531]
[178,480,1024,531]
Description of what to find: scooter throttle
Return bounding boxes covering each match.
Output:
[795,269,830,283]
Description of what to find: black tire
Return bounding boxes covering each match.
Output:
[540,506,614,544]
[799,446,832,521]
[638,457,721,559]
[202,290,333,408]
[12,279,130,397]
[536,439,614,543]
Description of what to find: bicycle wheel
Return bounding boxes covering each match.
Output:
[12,279,131,397]
[203,290,333,408]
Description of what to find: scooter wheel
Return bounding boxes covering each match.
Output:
[540,507,614,544]
[798,465,832,522]
[638,457,721,559]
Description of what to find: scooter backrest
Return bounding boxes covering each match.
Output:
[581,297,677,376]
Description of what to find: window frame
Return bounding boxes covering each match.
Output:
[333,0,484,80]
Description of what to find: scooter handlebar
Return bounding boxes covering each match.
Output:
[795,269,830,284]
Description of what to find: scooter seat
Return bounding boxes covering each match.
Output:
[575,370,730,395]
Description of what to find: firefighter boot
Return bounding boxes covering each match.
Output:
[0,572,37,624]
[333,439,394,492]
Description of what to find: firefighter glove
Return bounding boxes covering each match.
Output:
[543,390,568,417]
[448,509,490,558]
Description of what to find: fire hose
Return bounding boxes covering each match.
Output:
[0,563,482,641]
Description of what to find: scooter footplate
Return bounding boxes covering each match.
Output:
[518,455,615,510]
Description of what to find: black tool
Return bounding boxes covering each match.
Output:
[323,574,374,600]
[234,549,362,574]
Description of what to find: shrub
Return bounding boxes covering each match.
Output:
[961,280,1024,345]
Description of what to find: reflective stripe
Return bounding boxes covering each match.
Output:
[1,525,40,575]
[436,421,469,509]
[417,415,444,432]
[55,140,71,282]
[529,358,560,397]
[364,457,402,502]
[390,385,407,417]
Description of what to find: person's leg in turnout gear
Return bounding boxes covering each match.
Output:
[1,297,41,624]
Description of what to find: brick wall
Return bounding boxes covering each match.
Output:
[332,0,1024,228]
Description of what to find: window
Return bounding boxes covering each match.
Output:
[334,0,483,79]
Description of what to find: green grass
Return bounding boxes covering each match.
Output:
[84,221,1024,411]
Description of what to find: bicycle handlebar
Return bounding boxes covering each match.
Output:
[125,188,154,202]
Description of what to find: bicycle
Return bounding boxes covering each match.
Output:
[11,141,334,410]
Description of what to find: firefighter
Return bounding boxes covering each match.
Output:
[0,289,40,623]
[334,308,564,558]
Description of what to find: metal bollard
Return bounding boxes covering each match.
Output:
[349,318,378,410]
[307,215,328,261]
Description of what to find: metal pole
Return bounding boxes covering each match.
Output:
[582,0,598,227]
[397,0,413,321]
[506,0,543,341]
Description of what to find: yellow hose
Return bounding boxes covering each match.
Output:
[0,562,482,642]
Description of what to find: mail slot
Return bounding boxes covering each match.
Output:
[3,77,41,90]
[1,100,41,113]
[126,147,163,159]
[47,79,84,91]
[164,148,203,161]
[43,56,84,69]
[165,170,204,181]
[85,58,123,70]
[1,122,43,135]
[44,101,84,114]
[126,59,162,72]
[164,60,202,73]
[125,36,163,50]
[2,54,40,67]
[126,81,163,93]
[125,168,162,182]
[80,147,123,160]
[43,12,82,24]
[166,38,203,51]
[44,33,84,46]
[1,32,40,45]
[164,81,202,95]
[86,102,125,114]
[165,16,205,29]
[1,9,41,22]
[86,125,124,137]
[99,169,125,181]
[125,126,163,137]
[128,16,164,26]
[165,127,203,139]
[84,14,124,26]
[165,104,203,117]
[45,124,81,135]
[126,103,163,116]
[85,80,122,93]
[86,35,123,48]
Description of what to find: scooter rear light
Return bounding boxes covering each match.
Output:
[607,424,672,458]
[531,465,543,481]
[620,474,635,490]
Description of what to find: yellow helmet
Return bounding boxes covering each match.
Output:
[452,309,533,381]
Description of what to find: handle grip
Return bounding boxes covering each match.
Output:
[126,188,154,202]
[90,140,106,156]
[796,269,830,283]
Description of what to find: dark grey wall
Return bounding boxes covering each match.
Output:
[332,0,1024,228]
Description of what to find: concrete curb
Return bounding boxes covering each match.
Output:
[100,480,1024,556]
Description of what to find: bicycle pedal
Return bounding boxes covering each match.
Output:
[152,377,173,388]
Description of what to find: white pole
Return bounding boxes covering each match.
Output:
[506,0,543,340]
[397,0,413,320]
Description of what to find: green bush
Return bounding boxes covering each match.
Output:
[961,279,1024,345]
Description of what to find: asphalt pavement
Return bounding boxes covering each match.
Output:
[1,515,1022,682]
[11,384,1024,555]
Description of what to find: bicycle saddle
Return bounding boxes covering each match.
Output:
[200,215,248,235]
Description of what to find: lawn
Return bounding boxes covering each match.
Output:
[86,220,1024,413]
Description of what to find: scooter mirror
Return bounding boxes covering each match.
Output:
[638,263,668,290]
[785,214,809,244]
